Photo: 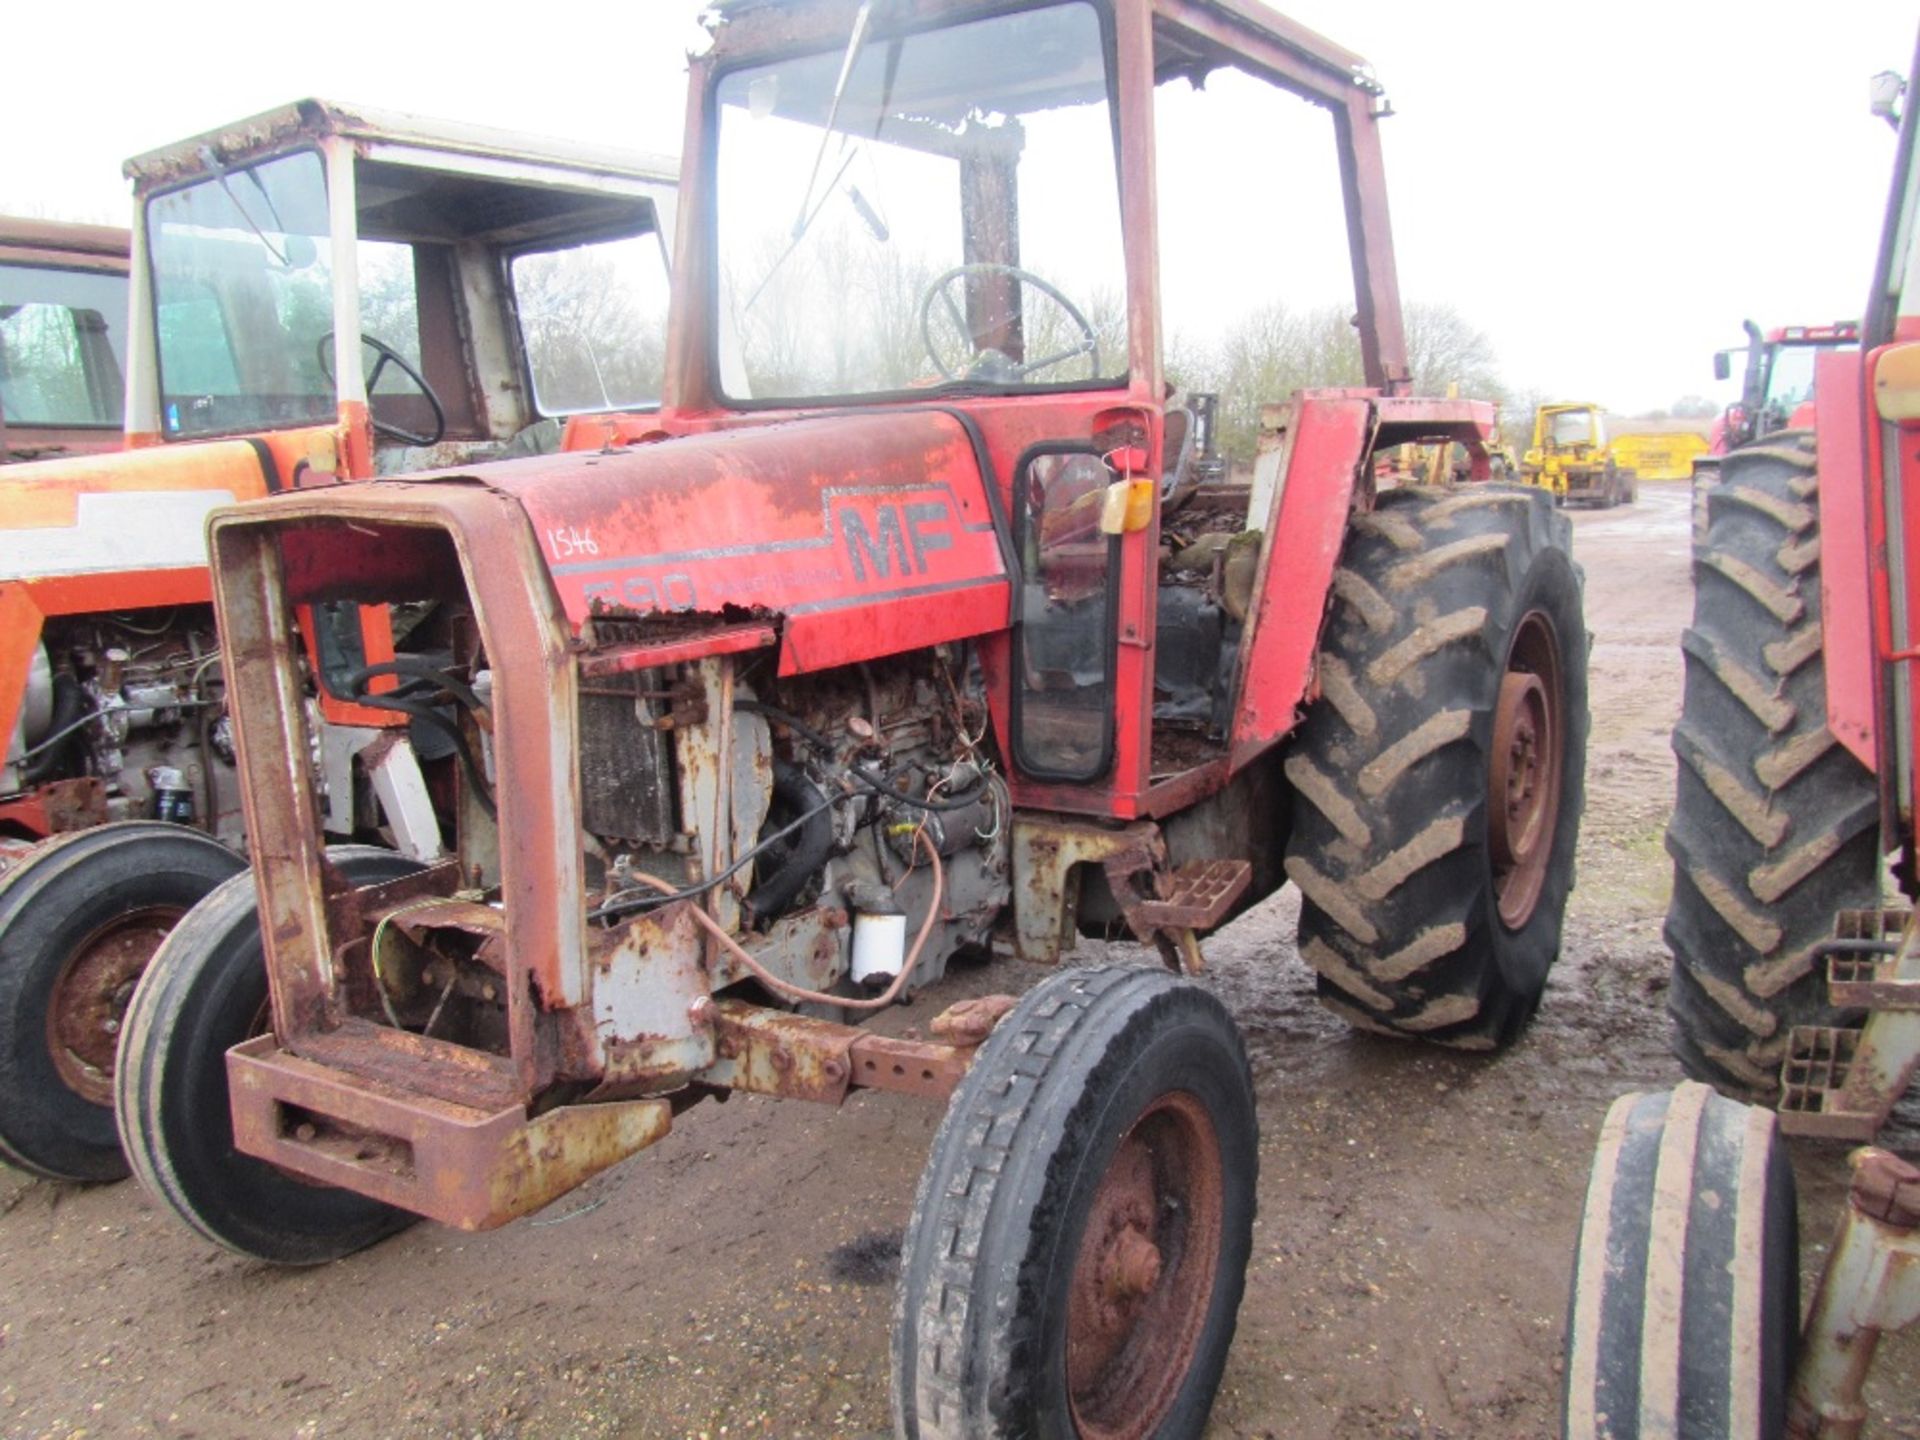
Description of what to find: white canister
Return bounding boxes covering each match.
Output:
[851,909,908,985]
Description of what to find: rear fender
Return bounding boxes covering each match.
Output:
[1227,394,1373,767]
[1227,393,1500,769]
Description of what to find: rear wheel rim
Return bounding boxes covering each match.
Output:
[1490,609,1565,929]
[1066,1090,1224,1439]
[47,906,182,1103]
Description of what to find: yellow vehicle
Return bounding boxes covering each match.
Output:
[1521,401,1636,507]
[1608,427,1709,482]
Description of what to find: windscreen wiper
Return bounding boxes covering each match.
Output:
[792,0,875,239]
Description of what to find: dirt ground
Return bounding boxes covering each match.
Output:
[3,478,1917,1439]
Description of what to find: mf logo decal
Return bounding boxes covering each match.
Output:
[839,501,954,584]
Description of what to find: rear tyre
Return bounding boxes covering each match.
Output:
[892,965,1256,1440]
[1691,458,1723,553]
[1285,485,1589,1047]
[0,822,241,1182]
[117,846,419,1263]
[1664,432,1880,1096]
[1562,1082,1796,1439]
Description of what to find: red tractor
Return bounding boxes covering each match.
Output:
[1712,320,1862,455]
[100,3,1589,1434]
[1692,321,1862,547]
[1564,37,1920,1439]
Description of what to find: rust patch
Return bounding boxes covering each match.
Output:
[929,994,1018,1046]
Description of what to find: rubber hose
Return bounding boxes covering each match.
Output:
[745,760,834,922]
[22,675,87,783]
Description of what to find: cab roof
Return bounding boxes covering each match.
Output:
[122,98,679,195]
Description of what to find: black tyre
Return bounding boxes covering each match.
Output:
[116,846,419,1263]
[1562,1082,1796,1440]
[892,965,1257,1440]
[1285,485,1589,1047]
[1664,433,1880,1096]
[0,822,241,1182]
[1691,458,1723,553]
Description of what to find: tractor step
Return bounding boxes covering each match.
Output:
[1129,859,1253,933]
[1779,1025,1877,1139]
[1827,955,1920,1011]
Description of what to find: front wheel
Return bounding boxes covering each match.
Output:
[1563,1083,1797,1439]
[1285,485,1589,1047]
[0,822,242,1181]
[116,846,420,1264]
[892,965,1257,1440]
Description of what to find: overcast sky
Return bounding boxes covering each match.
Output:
[5,0,1910,414]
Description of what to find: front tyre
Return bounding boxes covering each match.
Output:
[1563,1083,1796,1439]
[892,965,1257,1440]
[116,846,420,1264]
[1285,485,1589,1048]
[0,822,242,1181]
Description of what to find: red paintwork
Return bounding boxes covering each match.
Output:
[1814,349,1876,772]
[455,410,1012,677]
[1230,396,1372,767]
[1863,342,1920,829]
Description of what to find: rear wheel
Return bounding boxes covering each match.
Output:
[892,965,1256,1440]
[1664,432,1880,1095]
[1563,1082,1796,1440]
[0,822,241,1182]
[1691,458,1723,552]
[117,846,419,1263]
[1285,485,1589,1047]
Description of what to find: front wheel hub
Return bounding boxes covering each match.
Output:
[1066,1091,1224,1440]
[48,907,181,1103]
[1489,610,1565,930]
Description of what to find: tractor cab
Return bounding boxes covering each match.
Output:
[0,218,130,462]
[1539,403,1602,454]
[122,99,679,480]
[1710,319,1860,450]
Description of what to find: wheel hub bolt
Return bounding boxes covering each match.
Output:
[1104,1226,1163,1300]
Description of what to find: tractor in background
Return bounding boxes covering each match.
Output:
[0,217,129,462]
[1522,400,1637,507]
[1691,321,1862,548]
[0,99,678,1185]
[1563,38,1920,1439]
[91,4,1588,1437]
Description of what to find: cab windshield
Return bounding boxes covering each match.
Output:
[1762,343,1858,412]
[713,0,1128,402]
[147,151,336,438]
[1547,410,1595,447]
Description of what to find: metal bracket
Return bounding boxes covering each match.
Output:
[1789,1148,1920,1438]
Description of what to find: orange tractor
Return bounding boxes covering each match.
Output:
[99,5,1588,1435]
[0,217,130,463]
[0,100,678,1183]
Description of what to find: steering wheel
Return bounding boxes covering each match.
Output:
[316,332,446,447]
[917,264,1100,383]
